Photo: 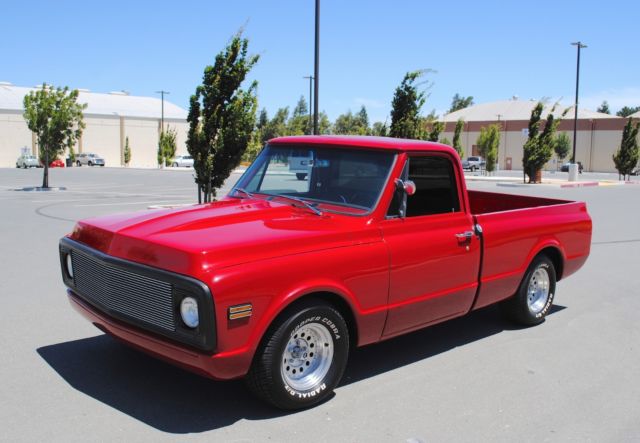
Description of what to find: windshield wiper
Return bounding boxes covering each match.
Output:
[231,188,254,199]
[268,194,322,216]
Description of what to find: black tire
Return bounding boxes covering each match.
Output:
[502,255,556,326]
[296,173,307,181]
[470,166,476,172]
[76,161,81,167]
[88,161,93,167]
[246,299,350,410]
[172,162,178,167]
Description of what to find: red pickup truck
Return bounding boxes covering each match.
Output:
[59,136,591,409]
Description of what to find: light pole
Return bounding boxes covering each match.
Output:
[156,90,170,133]
[570,41,586,181]
[313,0,320,135]
[303,75,314,134]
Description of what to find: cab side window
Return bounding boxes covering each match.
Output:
[406,156,460,217]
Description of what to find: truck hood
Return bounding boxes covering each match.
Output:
[70,198,379,275]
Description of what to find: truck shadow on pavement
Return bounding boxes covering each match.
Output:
[37,304,565,433]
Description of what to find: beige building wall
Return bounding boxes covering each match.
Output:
[443,119,626,173]
[124,118,159,167]
[0,111,36,166]
[0,109,189,168]
[80,116,121,166]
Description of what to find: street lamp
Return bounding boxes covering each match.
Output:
[156,90,170,133]
[570,41,587,181]
[313,0,320,135]
[303,75,314,134]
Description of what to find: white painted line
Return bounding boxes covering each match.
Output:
[75,200,193,207]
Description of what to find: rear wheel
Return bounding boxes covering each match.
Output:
[502,255,556,325]
[246,299,349,410]
[296,173,307,180]
[88,161,93,167]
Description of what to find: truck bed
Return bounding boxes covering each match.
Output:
[467,190,592,310]
[468,190,572,214]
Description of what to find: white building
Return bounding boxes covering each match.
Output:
[0,82,189,168]
[441,98,626,172]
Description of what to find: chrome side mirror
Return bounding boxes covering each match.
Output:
[395,179,416,196]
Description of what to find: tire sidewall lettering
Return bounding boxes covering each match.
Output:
[533,262,555,319]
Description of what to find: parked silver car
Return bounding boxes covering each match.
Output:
[462,156,486,172]
[76,152,105,167]
[171,155,194,168]
[16,154,40,168]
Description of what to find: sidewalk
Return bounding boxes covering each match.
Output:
[464,173,639,188]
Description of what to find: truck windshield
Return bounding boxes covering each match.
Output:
[233,144,395,214]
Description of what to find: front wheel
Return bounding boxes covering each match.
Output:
[502,255,556,325]
[246,300,349,410]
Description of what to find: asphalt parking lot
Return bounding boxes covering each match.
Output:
[1,166,638,442]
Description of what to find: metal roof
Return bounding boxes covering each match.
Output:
[0,84,187,120]
[443,99,619,122]
[630,110,640,119]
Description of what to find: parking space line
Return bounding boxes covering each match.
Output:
[74,200,192,207]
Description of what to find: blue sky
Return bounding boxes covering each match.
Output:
[1,0,638,123]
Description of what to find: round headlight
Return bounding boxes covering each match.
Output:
[180,297,199,328]
[66,253,74,278]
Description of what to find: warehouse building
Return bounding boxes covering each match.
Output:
[441,98,626,172]
[0,82,189,168]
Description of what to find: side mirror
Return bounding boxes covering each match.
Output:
[395,179,416,196]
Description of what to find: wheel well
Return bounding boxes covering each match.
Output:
[280,291,358,349]
[537,247,564,280]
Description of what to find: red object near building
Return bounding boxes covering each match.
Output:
[59,136,592,409]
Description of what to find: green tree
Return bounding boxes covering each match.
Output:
[288,97,311,135]
[616,106,640,118]
[356,105,369,133]
[452,118,465,158]
[554,132,570,163]
[389,70,431,139]
[23,84,86,188]
[477,124,500,173]
[372,121,388,136]
[186,31,259,202]
[261,107,289,143]
[522,102,566,183]
[292,96,308,118]
[68,145,76,164]
[159,127,177,166]
[124,136,131,166]
[257,108,268,129]
[422,112,444,141]
[333,107,369,135]
[613,118,640,180]
[449,93,474,113]
[242,128,263,162]
[597,101,610,114]
[439,136,451,146]
[317,111,332,135]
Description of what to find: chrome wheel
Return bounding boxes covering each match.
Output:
[527,267,550,314]
[281,322,334,391]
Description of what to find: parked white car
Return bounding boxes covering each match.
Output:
[16,154,40,168]
[172,155,194,167]
[76,153,105,167]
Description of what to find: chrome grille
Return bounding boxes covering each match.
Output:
[70,249,175,331]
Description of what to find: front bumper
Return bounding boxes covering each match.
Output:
[68,291,253,380]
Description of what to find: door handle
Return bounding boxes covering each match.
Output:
[455,231,473,242]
